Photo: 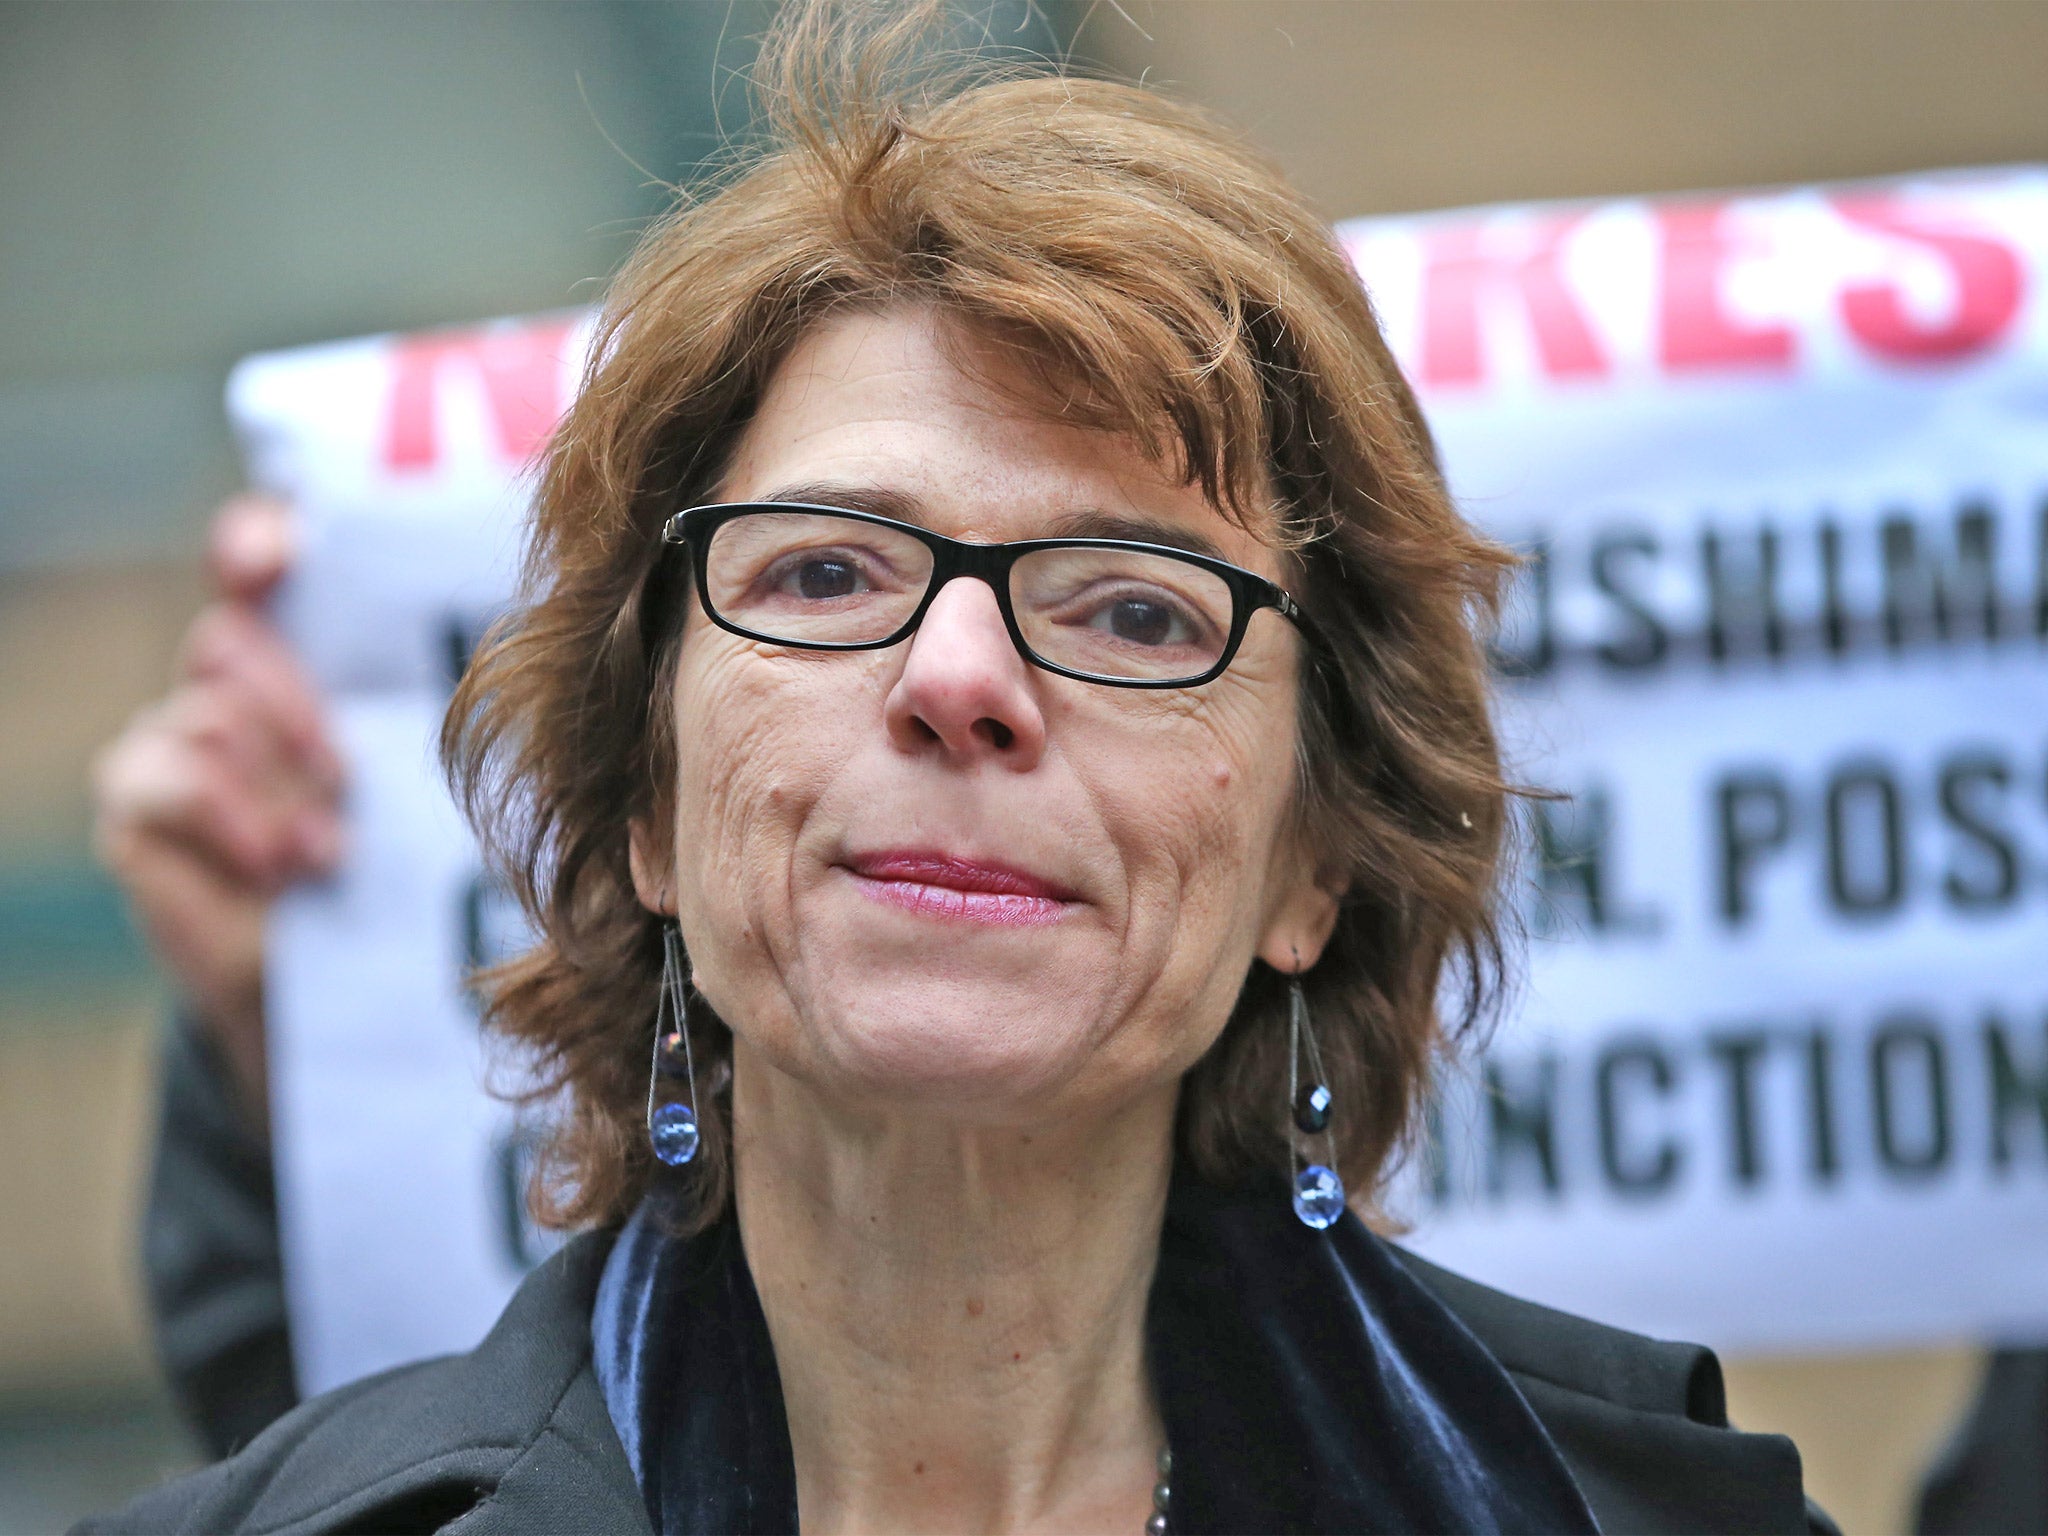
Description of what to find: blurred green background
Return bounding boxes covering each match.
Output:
[6,2,2048,1529]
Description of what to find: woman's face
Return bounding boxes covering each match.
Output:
[634,306,1337,1126]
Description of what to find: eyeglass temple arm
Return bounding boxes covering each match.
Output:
[1265,583,1331,654]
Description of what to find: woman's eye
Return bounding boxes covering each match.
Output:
[763,549,878,600]
[1086,591,1199,648]
[1106,597,1176,645]
[791,557,862,599]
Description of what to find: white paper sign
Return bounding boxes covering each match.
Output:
[239,167,2048,1392]
[236,315,588,1393]
[1340,169,2048,1352]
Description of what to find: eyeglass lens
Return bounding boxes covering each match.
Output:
[703,510,1237,682]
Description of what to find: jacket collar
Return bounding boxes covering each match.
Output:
[595,1162,1599,1535]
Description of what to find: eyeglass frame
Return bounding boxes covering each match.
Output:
[660,500,1324,690]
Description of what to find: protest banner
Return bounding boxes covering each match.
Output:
[234,316,588,1392]
[233,168,2048,1394]
[1340,170,2048,1349]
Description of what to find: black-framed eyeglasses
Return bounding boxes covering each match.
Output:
[662,501,1321,689]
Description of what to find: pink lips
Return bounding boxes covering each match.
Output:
[842,851,1077,927]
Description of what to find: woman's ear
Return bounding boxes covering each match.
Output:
[1256,864,1343,974]
[626,816,675,917]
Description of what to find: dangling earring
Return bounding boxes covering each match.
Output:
[1287,955,1345,1229]
[646,922,701,1166]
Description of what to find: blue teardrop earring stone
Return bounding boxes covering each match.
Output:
[1292,1163,1345,1229]
[650,1101,700,1166]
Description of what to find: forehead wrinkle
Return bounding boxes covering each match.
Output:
[731,309,1295,561]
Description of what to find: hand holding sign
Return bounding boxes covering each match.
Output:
[229,315,584,1392]
[93,496,342,1126]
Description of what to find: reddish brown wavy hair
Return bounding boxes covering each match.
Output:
[445,0,1516,1233]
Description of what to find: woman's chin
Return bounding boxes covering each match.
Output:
[791,989,1109,1117]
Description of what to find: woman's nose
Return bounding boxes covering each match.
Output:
[883,576,1048,768]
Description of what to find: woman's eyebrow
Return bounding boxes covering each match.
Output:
[1045,510,1228,562]
[754,482,929,525]
[750,484,1229,562]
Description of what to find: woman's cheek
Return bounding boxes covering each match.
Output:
[1110,710,1293,1003]
[1089,758,1230,972]
[672,653,811,931]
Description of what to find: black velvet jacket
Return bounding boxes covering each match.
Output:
[83,1178,1830,1536]
[592,1169,1607,1535]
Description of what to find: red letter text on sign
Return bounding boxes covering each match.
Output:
[1657,202,1794,373]
[1418,214,1608,389]
[384,319,577,472]
[1834,197,2024,363]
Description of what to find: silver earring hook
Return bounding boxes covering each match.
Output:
[1286,946,1329,1111]
[662,924,697,1093]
